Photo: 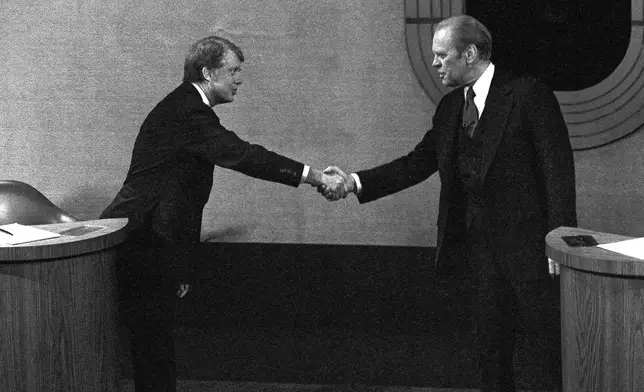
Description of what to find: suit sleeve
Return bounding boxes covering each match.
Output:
[524,80,577,230]
[355,99,446,203]
[182,107,304,187]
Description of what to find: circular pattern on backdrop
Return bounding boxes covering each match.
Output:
[405,0,644,150]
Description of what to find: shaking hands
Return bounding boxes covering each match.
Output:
[304,166,356,201]
[317,166,356,201]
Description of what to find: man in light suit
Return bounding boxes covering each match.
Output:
[101,36,343,392]
[323,15,576,392]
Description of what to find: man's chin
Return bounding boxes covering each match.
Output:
[444,82,461,89]
[440,79,455,87]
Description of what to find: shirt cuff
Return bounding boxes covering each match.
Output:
[350,173,362,194]
[300,165,310,184]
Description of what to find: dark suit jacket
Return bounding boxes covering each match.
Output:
[101,82,304,281]
[356,70,577,281]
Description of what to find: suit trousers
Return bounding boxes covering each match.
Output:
[469,247,562,392]
[117,235,179,392]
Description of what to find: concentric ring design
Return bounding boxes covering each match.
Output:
[405,0,643,150]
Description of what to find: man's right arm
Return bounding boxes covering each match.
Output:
[319,94,453,202]
[319,126,440,203]
[183,110,305,187]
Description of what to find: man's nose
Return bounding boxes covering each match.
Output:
[432,57,440,68]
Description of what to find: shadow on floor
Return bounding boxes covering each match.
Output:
[118,243,559,390]
[119,378,551,392]
[119,324,558,390]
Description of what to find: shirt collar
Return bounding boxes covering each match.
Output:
[465,62,495,102]
[190,82,211,107]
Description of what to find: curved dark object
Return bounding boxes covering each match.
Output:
[0,180,80,225]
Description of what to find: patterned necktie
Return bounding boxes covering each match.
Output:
[462,86,479,137]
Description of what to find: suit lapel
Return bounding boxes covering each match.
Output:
[477,73,513,185]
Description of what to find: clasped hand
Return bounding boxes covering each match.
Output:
[316,166,355,201]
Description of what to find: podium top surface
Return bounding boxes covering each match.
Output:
[0,218,128,263]
[546,226,644,276]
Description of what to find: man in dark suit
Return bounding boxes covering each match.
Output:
[101,36,344,392]
[323,15,576,392]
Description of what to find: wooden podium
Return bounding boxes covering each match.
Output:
[0,218,128,392]
[546,227,644,392]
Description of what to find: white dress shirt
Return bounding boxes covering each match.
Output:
[464,62,495,119]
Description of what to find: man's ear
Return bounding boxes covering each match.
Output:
[465,44,478,64]
[201,67,219,82]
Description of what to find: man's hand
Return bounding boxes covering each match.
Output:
[548,258,560,277]
[303,167,354,201]
[177,283,190,298]
[320,173,345,200]
[319,166,355,201]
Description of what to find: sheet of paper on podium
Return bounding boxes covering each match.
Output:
[597,237,644,260]
[0,223,61,245]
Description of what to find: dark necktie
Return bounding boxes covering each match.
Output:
[462,86,479,137]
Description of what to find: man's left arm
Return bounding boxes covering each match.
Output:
[525,80,578,231]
